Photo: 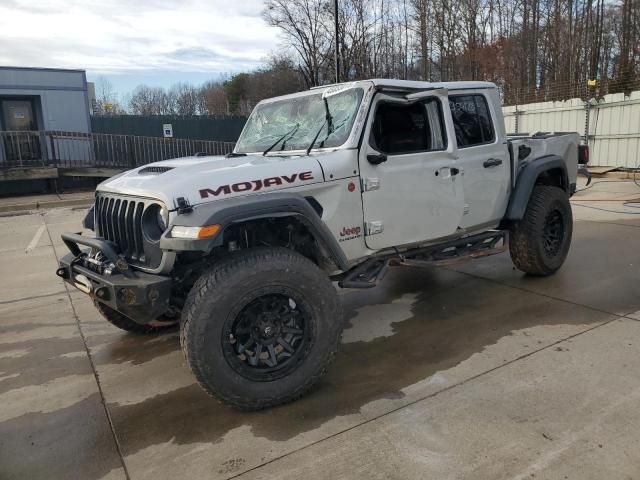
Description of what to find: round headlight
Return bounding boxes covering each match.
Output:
[156,206,167,231]
[142,204,168,243]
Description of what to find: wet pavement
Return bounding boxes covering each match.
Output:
[2,179,640,479]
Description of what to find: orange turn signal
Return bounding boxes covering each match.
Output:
[197,224,221,239]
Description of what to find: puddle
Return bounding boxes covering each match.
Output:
[102,267,605,456]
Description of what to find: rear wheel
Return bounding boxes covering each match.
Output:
[180,247,343,410]
[509,185,573,276]
[94,301,178,334]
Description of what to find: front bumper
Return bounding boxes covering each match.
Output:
[56,233,171,324]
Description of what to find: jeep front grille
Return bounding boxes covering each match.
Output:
[94,193,163,269]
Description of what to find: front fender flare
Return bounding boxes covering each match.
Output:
[160,193,349,271]
[504,154,569,221]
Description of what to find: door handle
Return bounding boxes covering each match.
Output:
[483,158,503,168]
[436,167,462,178]
[367,153,388,165]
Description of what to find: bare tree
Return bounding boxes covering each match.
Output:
[264,0,332,87]
[129,85,173,115]
[93,77,125,115]
[202,82,230,116]
[260,0,638,104]
[169,83,201,116]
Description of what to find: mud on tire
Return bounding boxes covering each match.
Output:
[180,247,343,410]
[94,301,178,334]
[509,185,573,276]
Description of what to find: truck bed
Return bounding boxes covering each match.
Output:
[507,132,580,189]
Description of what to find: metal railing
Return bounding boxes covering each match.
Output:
[0,130,236,169]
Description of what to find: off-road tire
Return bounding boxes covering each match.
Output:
[94,301,178,334]
[180,247,343,410]
[509,185,573,276]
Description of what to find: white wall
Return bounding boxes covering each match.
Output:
[503,90,640,168]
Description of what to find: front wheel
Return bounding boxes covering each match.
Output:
[180,247,343,410]
[509,185,573,276]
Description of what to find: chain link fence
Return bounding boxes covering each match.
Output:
[502,78,640,107]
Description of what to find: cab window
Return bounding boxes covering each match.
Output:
[448,94,495,147]
[370,98,447,155]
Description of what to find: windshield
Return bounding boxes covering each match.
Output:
[235,87,364,154]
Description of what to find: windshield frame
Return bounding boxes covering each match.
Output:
[233,82,374,155]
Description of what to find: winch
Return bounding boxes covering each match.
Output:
[75,250,116,276]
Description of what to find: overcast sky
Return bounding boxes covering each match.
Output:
[0,0,281,95]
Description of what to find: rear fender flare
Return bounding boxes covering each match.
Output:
[505,154,569,221]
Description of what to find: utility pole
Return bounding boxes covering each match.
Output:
[334,0,340,83]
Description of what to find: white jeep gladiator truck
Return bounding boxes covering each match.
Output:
[57,79,582,409]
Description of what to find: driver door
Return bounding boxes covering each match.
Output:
[359,90,464,251]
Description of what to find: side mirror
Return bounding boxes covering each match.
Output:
[367,153,387,165]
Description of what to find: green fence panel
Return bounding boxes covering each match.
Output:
[91,116,247,142]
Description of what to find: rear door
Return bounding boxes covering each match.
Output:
[448,92,510,229]
[359,90,464,251]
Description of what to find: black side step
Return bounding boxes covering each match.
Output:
[338,257,391,289]
[397,230,508,267]
[337,230,508,289]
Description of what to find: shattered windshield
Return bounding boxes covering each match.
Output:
[235,87,364,154]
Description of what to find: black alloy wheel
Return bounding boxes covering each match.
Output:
[542,209,564,257]
[222,293,313,382]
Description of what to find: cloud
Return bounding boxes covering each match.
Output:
[0,0,280,75]
[167,47,224,62]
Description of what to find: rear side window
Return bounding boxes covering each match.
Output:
[370,98,447,155]
[448,94,495,147]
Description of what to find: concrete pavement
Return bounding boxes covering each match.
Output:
[1,178,640,479]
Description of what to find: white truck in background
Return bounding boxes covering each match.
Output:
[57,79,583,409]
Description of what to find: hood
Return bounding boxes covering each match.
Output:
[97,154,325,209]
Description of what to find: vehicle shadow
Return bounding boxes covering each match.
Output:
[105,264,609,456]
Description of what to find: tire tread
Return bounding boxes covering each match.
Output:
[181,247,342,410]
[509,185,572,276]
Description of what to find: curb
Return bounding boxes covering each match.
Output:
[590,170,639,180]
[0,197,93,215]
